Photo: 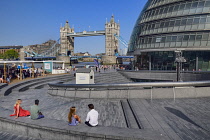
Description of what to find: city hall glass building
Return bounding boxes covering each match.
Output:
[128,0,210,71]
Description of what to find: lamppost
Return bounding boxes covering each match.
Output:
[67,51,72,66]
[69,55,72,66]
[175,50,186,82]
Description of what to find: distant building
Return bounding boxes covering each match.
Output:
[75,52,91,56]
[0,45,23,56]
[95,53,105,57]
[74,52,94,62]
[24,40,59,57]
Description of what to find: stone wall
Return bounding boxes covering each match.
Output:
[48,87,210,99]
[56,56,70,63]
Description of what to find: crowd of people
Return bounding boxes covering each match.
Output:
[93,64,120,72]
[10,99,99,127]
[0,67,46,84]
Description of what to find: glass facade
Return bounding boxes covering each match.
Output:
[129,0,210,71]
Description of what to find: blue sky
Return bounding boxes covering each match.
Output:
[0,0,147,55]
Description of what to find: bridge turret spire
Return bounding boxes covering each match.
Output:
[65,20,70,28]
[110,15,115,23]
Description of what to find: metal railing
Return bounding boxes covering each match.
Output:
[48,80,210,89]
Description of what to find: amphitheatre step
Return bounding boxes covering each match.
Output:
[29,76,74,89]
[30,81,63,89]
[1,71,210,139]
[0,83,8,89]
[94,72,132,83]
[0,106,167,140]
[0,131,41,140]
[16,77,63,92]
[129,99,181,140]
[0,74,70,96]
[120,99,139,129]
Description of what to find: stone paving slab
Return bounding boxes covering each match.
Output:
[0,106,167,140]
[1,85,210,139]
[0,83,8,89]
[0,131,42,140]
[146,98,210,139]
[1,74,210,139]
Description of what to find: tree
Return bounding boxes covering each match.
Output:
[0,52,5,58]
[4,49,19,60]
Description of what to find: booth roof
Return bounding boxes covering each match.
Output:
[76,68,92,73]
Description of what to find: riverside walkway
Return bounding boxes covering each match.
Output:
[0,71,210,139]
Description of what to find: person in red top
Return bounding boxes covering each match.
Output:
[10,99,30,119]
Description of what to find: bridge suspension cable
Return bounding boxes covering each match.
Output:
[114,34,128,55]
[40,38,60,57]
[24,39,60,57]
[24,51,34,57]
[114,34,128,48]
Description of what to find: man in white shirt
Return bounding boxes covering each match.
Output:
[85,104,98,127]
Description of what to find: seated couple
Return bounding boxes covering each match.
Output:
[10,99,44,120]
[68,104,98,127]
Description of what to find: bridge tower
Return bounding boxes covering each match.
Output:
[102,15,120,64]
[57,21,74,63]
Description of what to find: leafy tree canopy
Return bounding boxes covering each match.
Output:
[0,53,4,59]
[4,49,19,59]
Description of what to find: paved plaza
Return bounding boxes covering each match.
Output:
[0,72,210,139]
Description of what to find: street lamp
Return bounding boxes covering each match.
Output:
[67,51,72,66]
[69,55,72,66]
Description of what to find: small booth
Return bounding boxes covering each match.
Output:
[43,61,65,74]
[76,68,94,84]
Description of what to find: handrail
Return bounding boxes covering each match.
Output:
[117,69,210,74]
[48,80,210,89]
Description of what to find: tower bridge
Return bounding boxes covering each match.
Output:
[57,15,120,64]
[22,15,123,63]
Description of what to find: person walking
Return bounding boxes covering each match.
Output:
[85,104,98,127]
[30,99,44,120]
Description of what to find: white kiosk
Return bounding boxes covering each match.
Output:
[76,68,94,84]
[43,61,65,74]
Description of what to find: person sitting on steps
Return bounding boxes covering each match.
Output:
[68,106,81,126]
[85,104,98,127]
[30,99,44,120]
[10,99,30,119]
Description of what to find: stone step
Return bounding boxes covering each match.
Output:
[14,75,71,92]
[0,83,8,89]
[94,72,132,83]
[29,76,74,89]
[0,74,70,96]
[120,99,139,129]
[130,99,180,140]
[0,131,41,140]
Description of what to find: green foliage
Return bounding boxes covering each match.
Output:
[78,58,84,61]
[4,49,19,59]
[0,53,4,59]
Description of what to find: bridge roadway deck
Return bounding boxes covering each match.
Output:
[0,72,210,139]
